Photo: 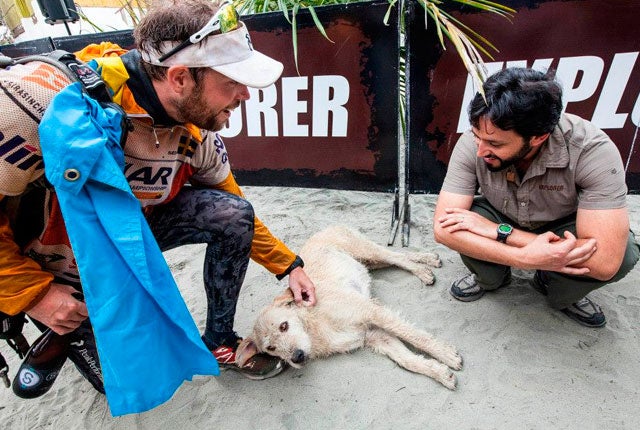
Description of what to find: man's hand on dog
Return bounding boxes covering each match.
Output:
[288,267,317,306]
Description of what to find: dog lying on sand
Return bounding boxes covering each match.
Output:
[236,225,463,389]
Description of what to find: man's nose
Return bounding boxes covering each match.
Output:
[238,85,250,101]
[475,139,490,157]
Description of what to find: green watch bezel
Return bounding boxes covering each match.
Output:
[497,223,513,242]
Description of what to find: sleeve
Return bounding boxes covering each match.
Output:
[0,207,54,315]
[440,131,479,196]
[575,127,628,210]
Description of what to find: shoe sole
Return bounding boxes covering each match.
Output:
[219,361,288,381]
[561,309,607,328]
[449,287,485,302]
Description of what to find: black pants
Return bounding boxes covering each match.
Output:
[41,187,255,392]
[460,197,640,309]
[145,187,255,349]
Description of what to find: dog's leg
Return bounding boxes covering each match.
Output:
[365,329,457,390]
[364,249,441,285]
[310,226,441,285]
[366,303,463,370]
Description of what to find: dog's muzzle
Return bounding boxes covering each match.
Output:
[291,349,306,365]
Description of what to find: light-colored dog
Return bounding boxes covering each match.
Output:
[236,225,463,389]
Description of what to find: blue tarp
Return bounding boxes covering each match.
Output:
[39,82,219,416]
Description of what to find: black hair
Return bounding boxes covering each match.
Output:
[468,67,563,139]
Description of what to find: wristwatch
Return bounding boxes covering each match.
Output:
[276,255,305,280]
[496,223,513,243]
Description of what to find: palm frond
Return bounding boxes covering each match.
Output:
[234,0,513,92]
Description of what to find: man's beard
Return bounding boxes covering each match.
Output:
[484,141,532,172]
[175,89,238,131]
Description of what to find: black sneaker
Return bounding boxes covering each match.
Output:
[561,297,606,328]
[211,336,287,381]
[67,321,104,393]
[450,274,485,302]
[12,329,68,399]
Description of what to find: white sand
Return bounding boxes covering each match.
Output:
[2,186,639,429]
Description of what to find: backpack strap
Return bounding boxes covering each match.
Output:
[3,49,132,147]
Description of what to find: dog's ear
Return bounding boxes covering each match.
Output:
[272,288,295,307]
[235,338,259,367]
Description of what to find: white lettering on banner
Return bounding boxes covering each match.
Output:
[282,77,309,137]
[220,75,350,138]
[313,75,349,137]
[592,52,639,128]
[456,52,640,133]
[246,84,279,137]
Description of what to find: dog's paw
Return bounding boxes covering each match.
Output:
[408,252,442,268]
[437,347,463,370]
[439,370,458,390]
[415,268,436,286]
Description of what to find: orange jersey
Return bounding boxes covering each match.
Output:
[0,47,295,314]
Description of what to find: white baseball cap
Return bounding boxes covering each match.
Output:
[139,3,283,88]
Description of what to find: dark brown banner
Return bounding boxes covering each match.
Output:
[1,1,400,192]
[220,3,399,191]
[409,0,640,193]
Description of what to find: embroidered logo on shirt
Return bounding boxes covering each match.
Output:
[538,184,565,191]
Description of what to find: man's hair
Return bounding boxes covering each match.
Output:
[133,0,222,82]
[468,67,563,139]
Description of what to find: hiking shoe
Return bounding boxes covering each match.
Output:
[450,274,485,302]
[561,296,606,328]
[67,320,104,393]
[212,341,287,381]
[532,270,549,296]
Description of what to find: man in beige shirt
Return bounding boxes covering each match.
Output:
[434,67,639,327]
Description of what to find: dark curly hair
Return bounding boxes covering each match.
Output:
[468,67,563,140]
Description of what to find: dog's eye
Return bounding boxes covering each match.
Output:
[266,346,276,352]
[279,321,289,332]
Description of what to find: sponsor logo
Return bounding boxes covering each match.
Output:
[76,347,103,379]
[213,135,228,164]
[18,366,41,388]
[0,131,43,171]
[0,80,48,117]
[124,164,173,186]
[22,63,70,92]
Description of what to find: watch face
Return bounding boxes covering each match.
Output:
[498,224,512,233]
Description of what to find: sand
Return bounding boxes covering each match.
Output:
[1,186,639,429]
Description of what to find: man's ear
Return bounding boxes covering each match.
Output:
[530,132,550,148]
[165,65,192,94]
[272,288,295,307]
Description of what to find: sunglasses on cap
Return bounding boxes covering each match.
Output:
[158,1,240,63]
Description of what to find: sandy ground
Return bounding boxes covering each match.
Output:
[1,186,639,429]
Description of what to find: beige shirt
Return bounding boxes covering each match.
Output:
[441,113,627,229]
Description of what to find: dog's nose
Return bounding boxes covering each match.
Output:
[291,349,306,364]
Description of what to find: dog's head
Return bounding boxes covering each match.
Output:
[236,289,312,369]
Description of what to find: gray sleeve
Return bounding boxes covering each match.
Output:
[576,128,628,210]
[440,131,478,196]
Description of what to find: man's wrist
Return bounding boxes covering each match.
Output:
[276,255,305,280]
[496,223,513,243]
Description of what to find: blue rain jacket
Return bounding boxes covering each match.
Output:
[38,82,219,416]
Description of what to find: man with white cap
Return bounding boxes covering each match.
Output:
[0,0,317,390]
